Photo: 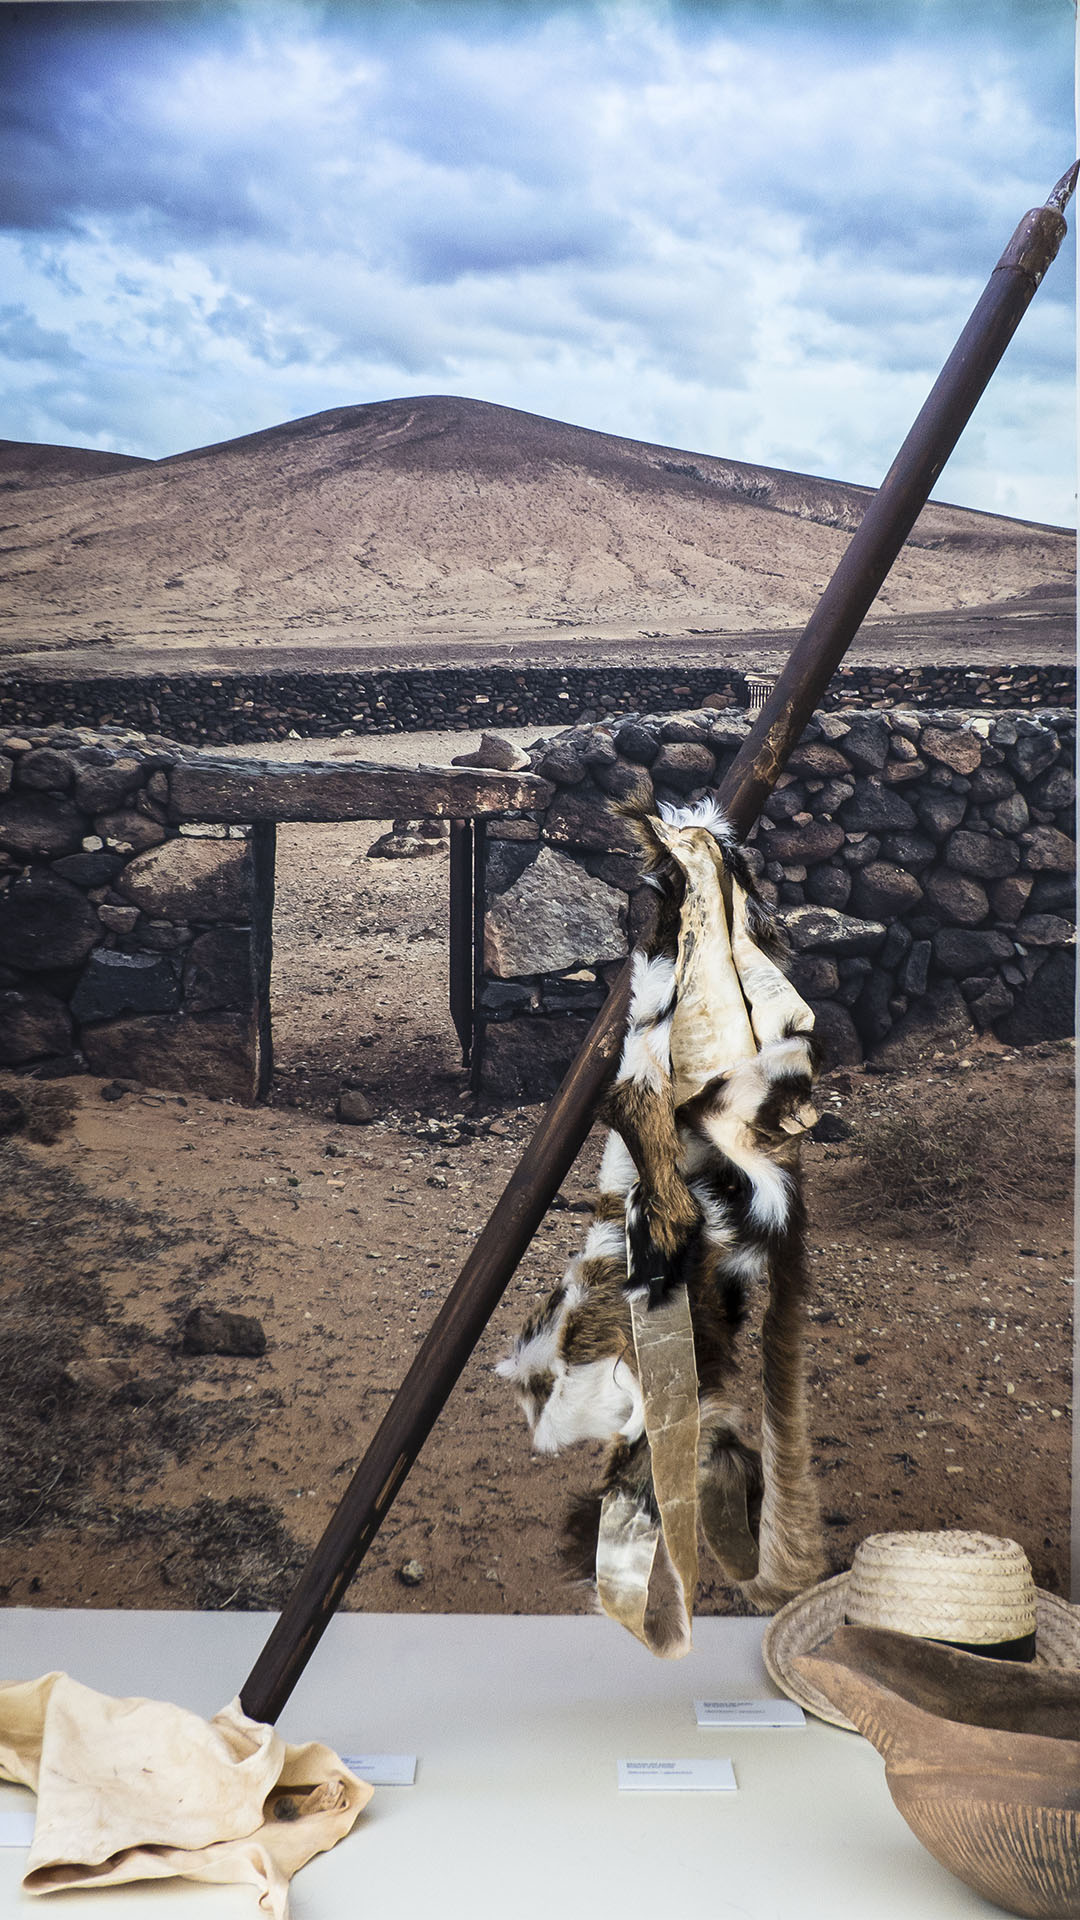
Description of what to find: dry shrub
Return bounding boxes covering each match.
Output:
[0,1078,76,1144]
[839,1086,1071,1246]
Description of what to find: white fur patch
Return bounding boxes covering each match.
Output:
[583,1218,627,1263]
[656,796,735,845]
[720,1241,770,1282]
[531,1356,644,1452]
[616,1019,672,1093]
[598,1130,637,1196]
[495,1280,585,1382]
[627,949,677,1023]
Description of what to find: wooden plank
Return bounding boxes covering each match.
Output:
[168,757,553,823]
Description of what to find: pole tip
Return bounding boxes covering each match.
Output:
[1047,161,1080,215]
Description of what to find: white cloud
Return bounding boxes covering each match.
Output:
[0,0,1072,521]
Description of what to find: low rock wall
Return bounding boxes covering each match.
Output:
[0,726,273,1100]
[478,706,1076,1096]
[1,660,1073,744]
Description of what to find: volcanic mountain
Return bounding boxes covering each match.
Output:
[0,395,1072,670]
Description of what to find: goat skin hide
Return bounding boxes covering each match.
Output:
[498,797,825,1653]
[0,1671,371,1917]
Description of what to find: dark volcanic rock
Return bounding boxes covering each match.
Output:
[650,741,716,791]
[16,747,74,791]
[0,874,101,971]
[783,905,887,957]
[806,999,862,1066]
[614,722,659,765]
[923,869,990,926]
[0,794,85,859]
[542,787,637,854]
[764,820,844,865]
[839,780,918,833]
[850,862,923,920]
[71,950,182,1023]
[931,928,1014,974]
[995,948,1075,1045]
[945,829,1018,881]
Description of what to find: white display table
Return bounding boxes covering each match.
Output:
[0,1609,993,1916]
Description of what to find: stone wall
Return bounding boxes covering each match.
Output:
[478,706,1076,1096]
[1,660,1072,746]
[0,725,273,1100]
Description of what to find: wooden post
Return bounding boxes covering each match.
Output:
[239,166,1076,1726]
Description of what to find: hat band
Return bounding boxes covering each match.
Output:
[844,1617,1036,1663]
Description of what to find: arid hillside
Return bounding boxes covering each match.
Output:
[0,396,1072,664]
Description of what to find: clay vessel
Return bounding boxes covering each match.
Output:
[793,1625,1080,1919]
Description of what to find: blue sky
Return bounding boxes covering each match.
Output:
[0,0,1074,522]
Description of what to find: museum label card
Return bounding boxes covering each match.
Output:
[618,1758,736,1792]
[0,1809,35,1846]
[341,1753,417,1786]
[695,1698,806,1729]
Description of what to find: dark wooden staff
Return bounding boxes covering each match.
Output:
[240,164,1076,1726]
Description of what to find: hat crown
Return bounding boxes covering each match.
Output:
[846,1530,1037,1643]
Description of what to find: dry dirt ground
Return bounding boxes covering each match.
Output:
[0,730,1073,1623]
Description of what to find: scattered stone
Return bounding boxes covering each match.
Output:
[182,1306,266,1358]
[100,1080,133,1101]
[338,1089,376,1123]
[450,732,530,772]
[398,1560,425,1587]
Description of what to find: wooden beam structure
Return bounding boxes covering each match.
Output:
[169,756,553,823]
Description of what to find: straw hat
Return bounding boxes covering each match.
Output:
[762,1531,1080,1729]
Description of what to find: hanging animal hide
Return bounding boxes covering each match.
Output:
[497,795,825,1655]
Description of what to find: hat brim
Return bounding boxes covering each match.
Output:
[762,1574,1080,1730]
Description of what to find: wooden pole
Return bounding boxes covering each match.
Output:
[240,166,1076,1726]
